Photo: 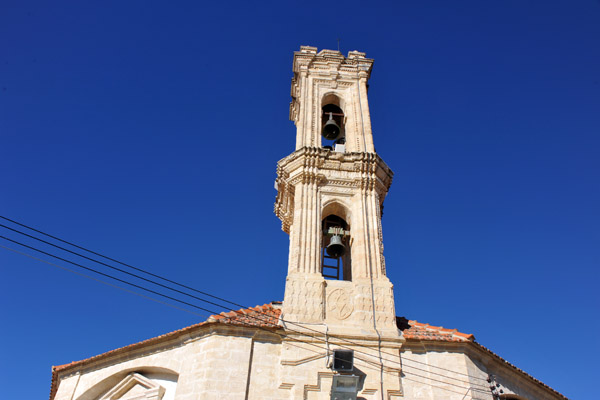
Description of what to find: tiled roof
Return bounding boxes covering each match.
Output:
[51,303,281,372]
[49,303,282,400]
[402,320,475,342]
[209,303,281,327]
[50,302,566,400]
[399,319,567,399]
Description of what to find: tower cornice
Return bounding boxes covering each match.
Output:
[274,147,393,233]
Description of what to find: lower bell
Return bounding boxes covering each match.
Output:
[326,235,346,258]
[322,113,341,140]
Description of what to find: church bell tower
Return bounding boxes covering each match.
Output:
[275,46,399,339]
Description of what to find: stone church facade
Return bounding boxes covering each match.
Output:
[50,47,566,400]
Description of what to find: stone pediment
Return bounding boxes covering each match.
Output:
[99,372,165,400]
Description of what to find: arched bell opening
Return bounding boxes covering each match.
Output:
[321,214,351,281]
[320,94,345,151]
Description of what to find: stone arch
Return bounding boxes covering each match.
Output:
[76,366,178,400]
[320,93,346,148]
[321,200,352,281]
[322,200,351,228]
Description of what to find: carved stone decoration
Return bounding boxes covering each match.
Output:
[283,277,324,323]
[374,286,395,327]
[99,373,165,400]
[355,284,373,325]
[326,288,353,320]
[280,47,400,339]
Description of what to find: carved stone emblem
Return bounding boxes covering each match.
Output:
[327,288,353,320]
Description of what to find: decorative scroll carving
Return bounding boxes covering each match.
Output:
[274,168,295,233]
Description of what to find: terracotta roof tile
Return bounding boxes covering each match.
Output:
[402,320,475,342]
[399,318,567,399]
[49,303,282,400]
[50,305,566,400]
[211,303,281,327]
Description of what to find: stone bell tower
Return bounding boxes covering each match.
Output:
[275,46,399,339]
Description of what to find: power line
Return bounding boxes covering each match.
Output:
[0,216,243,308]
[402,376,485,398]
[0,231,368,361]
[3,242,432,393]
[0,238,490,395]
[0,244,208,318]
[0,218,493,388]
[0,235,220,316]
[0,219,388,345]
[0,217,490,387]
[0,223,236,312]
[0,239,376,377]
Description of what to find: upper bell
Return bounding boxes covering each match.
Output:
[326,234,346,258]
[322,112,341,140]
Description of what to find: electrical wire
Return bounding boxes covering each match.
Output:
[0,217,482,380]
[402,376,480,397]
[0,218,490,387]
[0,235,219,316]
[7,221,400,375]
[0,239,491,396]
[1,244,423,393]
[0,223,235,312]
[0,216,243,308]
[0,239,373,376]
[0,244,208,318]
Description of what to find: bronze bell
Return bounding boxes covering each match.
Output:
[326,234,346,258]
[322,112,341,140]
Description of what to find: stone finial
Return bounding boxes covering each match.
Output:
[347,50,367,59]
[317,49,344,58]
[299,46,317,54]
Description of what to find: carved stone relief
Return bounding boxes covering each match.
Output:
[99,373,165,400]
[283,278,324,323]
[326,288,353,320]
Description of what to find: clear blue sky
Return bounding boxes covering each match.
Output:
[1,1,598,399]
